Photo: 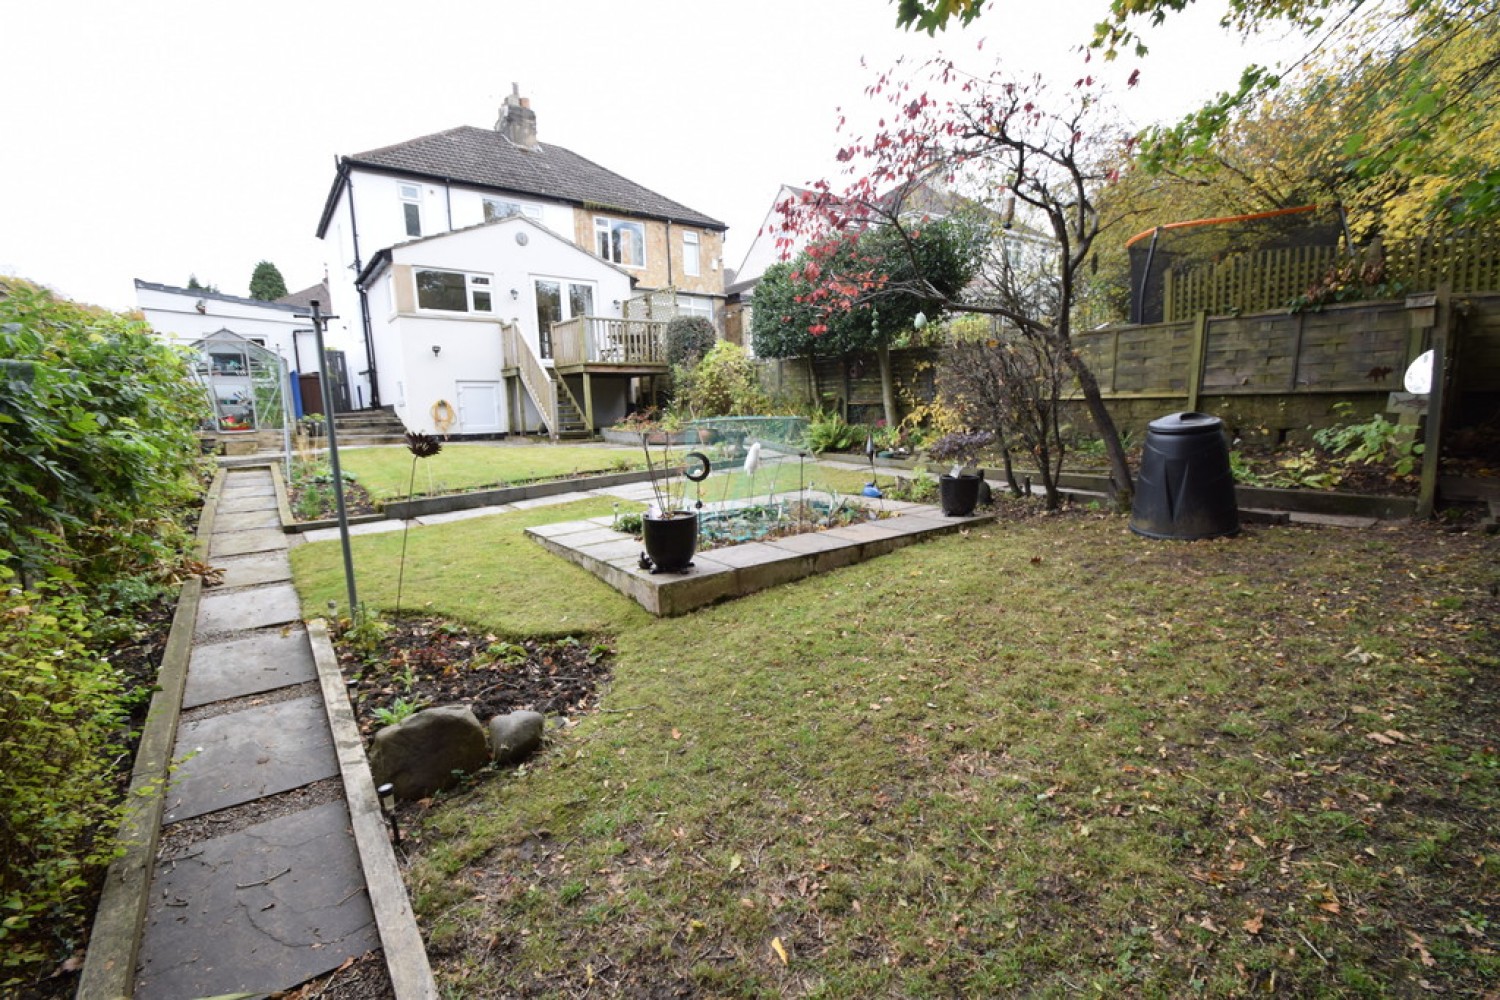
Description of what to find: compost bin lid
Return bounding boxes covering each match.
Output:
[1147,411,1224,435]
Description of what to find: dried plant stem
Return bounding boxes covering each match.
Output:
[394,456,418,618]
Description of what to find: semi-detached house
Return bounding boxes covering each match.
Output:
[315,86,728,438]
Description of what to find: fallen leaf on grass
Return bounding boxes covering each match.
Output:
[771,936,789,965]
[671,728,682,740]
[1408,931,1437,967]
[1242,910,1265,935]
[1366,731,1397,746]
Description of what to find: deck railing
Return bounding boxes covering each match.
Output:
[550,316,668,367]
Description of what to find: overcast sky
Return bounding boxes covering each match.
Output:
[0,0,1296,312]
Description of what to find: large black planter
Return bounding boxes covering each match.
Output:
[642,511,699,573]
[939,474,981,517]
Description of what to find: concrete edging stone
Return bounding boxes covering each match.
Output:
[306,619,438,999]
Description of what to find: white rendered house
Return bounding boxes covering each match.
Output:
[358,216,637,436]
[315,86,728,436]
[134,279,364,414]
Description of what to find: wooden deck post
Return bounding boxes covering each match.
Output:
[582,372,595,433]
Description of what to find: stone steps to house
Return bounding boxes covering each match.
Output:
[324,407,408,446]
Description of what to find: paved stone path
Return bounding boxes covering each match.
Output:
[135,467,380,999]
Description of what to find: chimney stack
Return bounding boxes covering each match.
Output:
[497,83,537,149]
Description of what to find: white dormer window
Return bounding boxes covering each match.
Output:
[415,268,493,313]
[399,183,422,238]
[682,230,701,277]
[484,197,542,223]
[594,216,645,268]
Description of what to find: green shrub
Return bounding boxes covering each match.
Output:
[0,585,132,978]
[664,315,717,368]
[805,410,868,454]
[1313,404,1423,476]
[0,278,207,589]
[672,341,767,419]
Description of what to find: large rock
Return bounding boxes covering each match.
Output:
[488,710,545,765]
[368,705,488,801]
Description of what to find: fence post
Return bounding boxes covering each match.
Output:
[1186,311,1209,413]
[1416,284,1453,519]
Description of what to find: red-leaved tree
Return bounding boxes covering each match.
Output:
[778,55,1136,506]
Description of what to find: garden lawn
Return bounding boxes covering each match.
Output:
[334,442,646,501]
[289,505,1500,997]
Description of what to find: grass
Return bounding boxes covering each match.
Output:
[289,492,1500,996]
[334,442,647,501]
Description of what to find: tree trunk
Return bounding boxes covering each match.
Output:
[1063,348,1134,511]
[805,354,820,409]
[876,344,898,429]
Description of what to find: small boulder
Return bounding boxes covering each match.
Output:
[488,710,545,765]
[369,705,488,801]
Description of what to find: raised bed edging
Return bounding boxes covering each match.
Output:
[814,452,1419,520]
[377,462,738,522]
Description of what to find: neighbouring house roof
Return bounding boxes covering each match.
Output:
[275,281,331,311]
[316,126,726,238]
[134,279,304,314]
[354,215,637,289]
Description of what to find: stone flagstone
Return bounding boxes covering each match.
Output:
[183,628,316,709]
[213,550,293,590]
[135,801,379,1000]
[164,696,338,822]
[196,582,302,635]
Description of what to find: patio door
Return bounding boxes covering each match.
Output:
[456,381,503,434]
[534,279,596,360]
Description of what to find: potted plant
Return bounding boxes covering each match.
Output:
[926,430,995,516]
[637,433,707,573]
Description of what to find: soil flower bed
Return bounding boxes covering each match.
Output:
[335,617,613,743]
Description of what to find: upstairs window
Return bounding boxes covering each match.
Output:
[415,269,493,314]
[484,197,542,223]
[682,230,701,277]
[594,216,645,268]
[399,183,422,238]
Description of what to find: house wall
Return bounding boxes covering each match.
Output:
[568,210,725,298]
[136,285,330,377]
[368,219,636,435]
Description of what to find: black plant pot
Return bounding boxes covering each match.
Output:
[642,511,699,573]
[939,474,981,517]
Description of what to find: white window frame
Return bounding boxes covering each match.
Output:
[399,183,422,238]
[676,297,714,322]
[413,267,494,314]
[682,230,701,277]
[533,277,597,359]
[593,216,646,269]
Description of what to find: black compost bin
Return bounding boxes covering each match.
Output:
[1129,411,1240,541]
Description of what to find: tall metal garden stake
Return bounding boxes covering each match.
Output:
[297,300,358,618]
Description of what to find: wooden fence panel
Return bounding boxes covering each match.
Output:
[1113,322,1193,393]
[1462,296,1500,390]
[1201,314,1299,393]
[1164,236,1500,320]
[1293,306,1408,391]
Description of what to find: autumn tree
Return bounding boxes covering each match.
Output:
[781,59,1136,506]
[894,0,1500,229]
[752,218,980,425]
[248,260,289,301]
